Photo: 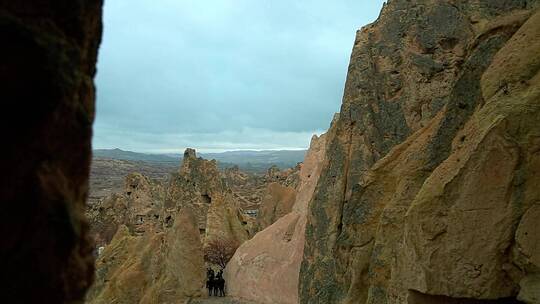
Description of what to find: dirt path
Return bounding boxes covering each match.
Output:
[189,297,255,304]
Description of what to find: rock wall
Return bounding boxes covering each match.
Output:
[0,1,102,302]
[300,1,540,304]
[255,182,297,231]
[87,208,205,303]
[167,148,250,244]
[87,149,251,303]
[226,133,328,304]
[87,173,165,248]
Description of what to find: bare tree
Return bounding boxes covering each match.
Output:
[203,238,239,269]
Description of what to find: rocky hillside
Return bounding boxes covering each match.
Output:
[0,1,103,302]
[84,1,540,303]
[86,149,253,303]
[89,158,175,205]
[86,145,309,302]
[299,1,540,304]
[226,133,329,304]
[166,148,251,244]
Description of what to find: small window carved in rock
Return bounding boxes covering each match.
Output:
[201,194,211,204]
[165,215,173,227]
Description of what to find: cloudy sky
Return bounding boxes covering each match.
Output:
[93,0,386,153]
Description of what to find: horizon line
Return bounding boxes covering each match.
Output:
[93,147,309,154]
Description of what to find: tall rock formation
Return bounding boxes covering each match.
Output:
[0,1,103,302]
[300,1,540,304]
[87,149,252,303]
[226,132,328,304]
[87,172,165,248]
[255,182,297,231]
[167,148,250,244]
[87,208,205,304]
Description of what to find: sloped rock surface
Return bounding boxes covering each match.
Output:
[0,1,102,302]
[300,1,540,304]
[225,133,328,304]
[87,149,250,303]
[167,149,250,244]
[87,208,205,303]
[87,172,165,247]
[255,182,297,232]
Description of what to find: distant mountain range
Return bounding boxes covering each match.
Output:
[93,148,179,163]
[93,148,306,172]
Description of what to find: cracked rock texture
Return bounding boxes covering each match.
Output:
[86,172,165,248]
[87,149,250,303]
[300,1,540,304]
[86,208,205,304]
[0,1,102,302]
[167,149,250,245]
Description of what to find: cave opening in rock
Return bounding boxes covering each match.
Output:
[201,194,212,204]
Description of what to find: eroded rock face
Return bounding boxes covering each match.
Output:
[87,207,205,303]
[87,149,252,303]
[226,133,328,304]
[87,173,164,247]
[223,165,266,210]
[167,149,250,244]
[255,182,297,231]
[0,1,102,302]
[300,1,540,304]
[264,164,301,189]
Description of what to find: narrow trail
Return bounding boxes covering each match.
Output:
[190,297,255,304]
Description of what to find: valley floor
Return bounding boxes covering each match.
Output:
[190,297,255,304]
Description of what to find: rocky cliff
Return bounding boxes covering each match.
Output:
[0,1,103,302]
[87,149,251,303]
[87,208,205,304]
[255,183,297,232]
[167,148,250,244]
[226,133,328,304]
[300,1,540,304]
[87,172,165,248]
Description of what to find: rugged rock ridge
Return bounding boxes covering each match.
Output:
[87,149,251,303]
[166,148,250,244]
[86,208,205,304]
[87,173,165,248]
[253,162,303,232]
[300,1,540,304]
[223,165,266,210]
[225,132,329,304]
[255,182,297,232]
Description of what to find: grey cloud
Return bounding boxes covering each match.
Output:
[93,0,386,151]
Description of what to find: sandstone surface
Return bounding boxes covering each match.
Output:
[87,172,165,248]
[0,1,103,302]
[167,149,250,244]
[87,208,205,303]
[255,182,297,231]
[300,1,540,304]
[87,149,251,303]
[226,133,328,304]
